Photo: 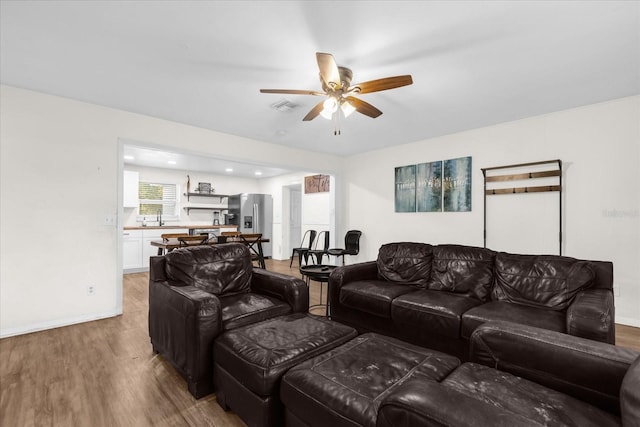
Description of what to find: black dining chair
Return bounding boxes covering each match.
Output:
[307,230,330,265]
[290,229,317,267]
[327,230,362,265]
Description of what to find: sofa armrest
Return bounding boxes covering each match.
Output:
[567,288,615,344]
[470,321,639,414]
[148,279,222,397]
[251,268,309,313]
[377,378,534,427]
[329,261,378,303]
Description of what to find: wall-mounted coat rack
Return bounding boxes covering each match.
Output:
[482,159,562,254]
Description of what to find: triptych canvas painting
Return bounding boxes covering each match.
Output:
[395,156,472,212]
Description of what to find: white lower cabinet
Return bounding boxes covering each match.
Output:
[122,230,143,270]
[142,228,184,268]
[123,228,186,272]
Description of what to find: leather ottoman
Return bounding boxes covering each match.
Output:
[280,332,461,427]
[213,313,358,427]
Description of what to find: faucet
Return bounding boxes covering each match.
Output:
[157,209,164,226]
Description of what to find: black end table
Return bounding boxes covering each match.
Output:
[299,264,336,317]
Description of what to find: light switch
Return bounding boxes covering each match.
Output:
[103,214,116,226]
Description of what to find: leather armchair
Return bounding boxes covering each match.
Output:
[149,244,308,398]
[377,321,640,427]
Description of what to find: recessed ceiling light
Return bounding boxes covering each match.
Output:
[167,160,177,165]
[124,155,134,160]
[225,168,233,172]
[255,171,263,176]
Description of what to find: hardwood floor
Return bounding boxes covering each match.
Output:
[1,259,639,426]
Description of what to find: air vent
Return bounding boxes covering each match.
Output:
[270,99,298,112]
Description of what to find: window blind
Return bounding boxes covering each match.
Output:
[138,182,177,216]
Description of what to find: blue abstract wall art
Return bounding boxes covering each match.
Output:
[395,156,472,213]
[443,156,472,212]
[394,165,416,212]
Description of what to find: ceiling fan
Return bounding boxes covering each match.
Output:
[260,52,413,133]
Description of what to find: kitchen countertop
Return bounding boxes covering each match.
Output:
[124,224,238,230]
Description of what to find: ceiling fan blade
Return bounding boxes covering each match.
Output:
[260,89,324,96]
[351,75,413,94]
[345,96,383,118]
[302,100,326,121]
[316,52,341,88]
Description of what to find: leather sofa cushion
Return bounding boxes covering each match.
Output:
[377,242,433,287]
[214,314,357,396]
[442,363,620,427]
[339,280,416,318]
[219,293,292,330]
[428,244,495,301]
[281,333,460,427]
[164,244,252,295]
[621,355,640,426]
[392,290,483,338]
[461,301,565,339]
[493,252,595,310]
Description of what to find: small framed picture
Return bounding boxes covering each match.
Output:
[198,182,212,193]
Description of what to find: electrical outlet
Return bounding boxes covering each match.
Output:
[87,285,96,296]
[613,286,621,297]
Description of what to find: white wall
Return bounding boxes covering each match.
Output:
[259,173,335,261]
[344,96,640,326]
[0,85,343,338]
[122,165,261,227]
[2,84,637,337]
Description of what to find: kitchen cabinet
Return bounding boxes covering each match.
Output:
[123,227,185,271]
[122,230,143,270]
[123,171,139,208]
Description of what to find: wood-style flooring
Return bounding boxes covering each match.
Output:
[1,259,639,426]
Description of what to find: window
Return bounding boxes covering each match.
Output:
[138,181,178,219]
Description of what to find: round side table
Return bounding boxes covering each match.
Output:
[299,264,337,317]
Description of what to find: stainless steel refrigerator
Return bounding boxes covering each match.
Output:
[227,193,273,258]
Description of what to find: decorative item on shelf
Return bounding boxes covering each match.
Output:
[304,174,330,193]
[187,175,191,193]
[198,182,212,194]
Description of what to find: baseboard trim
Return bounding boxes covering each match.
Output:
[0,309,122,339]
[616,317,640,328]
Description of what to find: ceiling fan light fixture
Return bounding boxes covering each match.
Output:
[259,52,413,130]
[320,97,338,120]
[341,100,356,118]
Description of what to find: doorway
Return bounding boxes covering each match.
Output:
[288,185,302,258]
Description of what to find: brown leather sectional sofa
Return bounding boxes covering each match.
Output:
[329,242,615,358]
[148,243,639,427]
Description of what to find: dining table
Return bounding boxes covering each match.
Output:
[150,235,270,269]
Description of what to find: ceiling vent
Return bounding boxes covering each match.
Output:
[270,99,298,112]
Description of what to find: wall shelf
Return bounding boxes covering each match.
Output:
[183,206,227,215]
[481,159,562,254]
[184,192,228,202]
[183,193,228,215]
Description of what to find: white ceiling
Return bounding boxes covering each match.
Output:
[1,1,639,163]
[122,142,296,178]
